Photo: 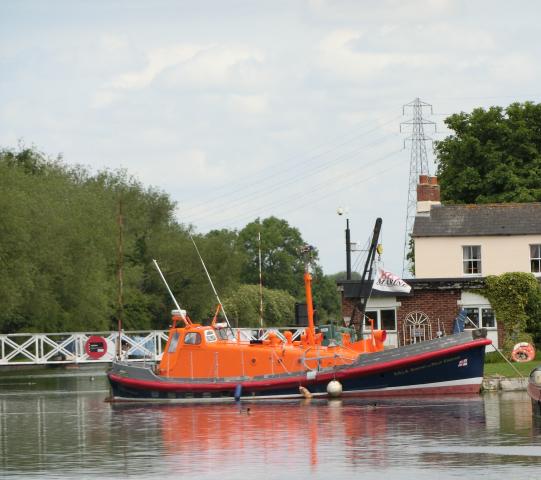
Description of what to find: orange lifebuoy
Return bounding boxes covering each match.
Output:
[511,342,535,362]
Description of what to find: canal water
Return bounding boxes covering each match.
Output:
[1,367,541,480]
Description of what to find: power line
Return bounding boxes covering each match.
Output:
[182,132,397,225]
[199,147,404,230]
[400,98,436,277]
[179,115,402,219]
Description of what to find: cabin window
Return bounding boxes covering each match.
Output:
[184,332,201,345]
[205,330,218,343]
[365,309,397,331]
[216,329,233,340]
[531,244,541,274]
[463,307,496,329]
[463,246,482,275]
[167,332,180,353]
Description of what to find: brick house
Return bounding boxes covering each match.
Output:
[338,176,541,349]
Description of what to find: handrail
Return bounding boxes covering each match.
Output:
[0,327,309,366]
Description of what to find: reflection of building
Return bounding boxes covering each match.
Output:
[339,176,541,349]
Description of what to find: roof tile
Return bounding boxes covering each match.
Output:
[412,203,541,237]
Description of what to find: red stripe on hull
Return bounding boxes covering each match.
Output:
[109,338,490,393]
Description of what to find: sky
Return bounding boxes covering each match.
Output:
[2,0,541,278]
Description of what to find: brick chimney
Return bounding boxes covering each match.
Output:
[417,175,441,213]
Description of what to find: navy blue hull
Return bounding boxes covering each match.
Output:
[108,336,488,401]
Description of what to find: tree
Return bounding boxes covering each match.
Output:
[327,271,362,282]
[436,102,541,204]
[238,217,306,297]
[0,145,339,333]
[481,272,541,353]
[222,284,295,328]
[0,145,197,333]
[311,267,341,321]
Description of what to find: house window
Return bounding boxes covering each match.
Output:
[463,307,496,329]
[531,244,541,274]
[463,246,482,274]
[365,309,397,331]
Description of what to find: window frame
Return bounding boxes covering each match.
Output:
[462,245,482,275]
[364,308,397,332]
[184,332,202,345]
[530,244,541,275]
[463,306,497,330]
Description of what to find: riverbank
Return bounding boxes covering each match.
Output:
[483,376,528,392]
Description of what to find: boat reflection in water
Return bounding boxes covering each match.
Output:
[110,396,489,474]
[2,381,539,479]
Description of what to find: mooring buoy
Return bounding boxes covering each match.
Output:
[327,380,343,398]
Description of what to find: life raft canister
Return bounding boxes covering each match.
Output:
[511,342,536,362]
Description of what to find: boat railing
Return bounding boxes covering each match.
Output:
[0,327,309,366]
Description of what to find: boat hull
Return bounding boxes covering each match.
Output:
[528,367,541,416]
[107,330,490,402]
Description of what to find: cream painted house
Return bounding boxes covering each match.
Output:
[340,177,541,349]
[410,184,541,348]
[413,204,541,279]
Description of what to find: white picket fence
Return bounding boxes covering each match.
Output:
[0,327,308,366]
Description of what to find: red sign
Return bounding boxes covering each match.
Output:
[85,336,107,360]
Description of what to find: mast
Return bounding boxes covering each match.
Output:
[116,197,124,359]
[301,245,316,346]
[258,231,264,327]
[350,218,382,334]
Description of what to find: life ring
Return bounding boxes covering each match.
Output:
[511,342,535,362]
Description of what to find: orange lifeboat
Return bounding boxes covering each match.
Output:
[107,249,492,402]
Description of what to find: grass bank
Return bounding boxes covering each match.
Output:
[484,351,539,377]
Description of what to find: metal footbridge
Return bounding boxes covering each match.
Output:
[0,328,308,366]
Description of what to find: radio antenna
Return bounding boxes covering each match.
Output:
[152,259,191,325]
[189,235,234,336]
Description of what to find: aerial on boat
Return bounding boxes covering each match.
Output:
[107,222,492,403]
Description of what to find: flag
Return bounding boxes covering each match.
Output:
[373,268,411,293]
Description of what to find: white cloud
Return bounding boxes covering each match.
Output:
[110,44,205,90]
[488,53,540,84]
[317,29,447,80]
[161,44,265,89]
[91,90,118,109]
[92,43,267,109]
[228,94,268,114]
[134,147,227,188]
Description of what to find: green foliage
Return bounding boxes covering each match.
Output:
[480,272,541,354]
[311,267,341,321]
[436,102,541,204]
[0,146,338,333]
[526,284,541,347]
[405,235,415,276]
[238,217,305,297]
[238,216,340,319]
[327,271,362,281]
[222,284,295,328]
[0,146,182,333]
